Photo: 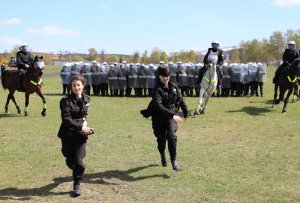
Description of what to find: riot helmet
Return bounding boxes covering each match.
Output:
[211,40,220,50]
[288,41,296,50]
[19,44,29,52]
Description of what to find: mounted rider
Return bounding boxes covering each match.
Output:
[197,40,224,84]
[16,44,32,90]
[273,41,299,83]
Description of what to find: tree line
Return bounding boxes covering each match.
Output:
[1,28,299,65]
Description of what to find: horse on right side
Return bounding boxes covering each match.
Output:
[272,59,300,113]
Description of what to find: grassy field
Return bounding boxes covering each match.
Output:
[0,66,300,202]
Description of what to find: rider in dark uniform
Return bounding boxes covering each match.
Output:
[151,66,189,170]
[16,44,32,90]
[273,41,299,83]
[197,41,224,84]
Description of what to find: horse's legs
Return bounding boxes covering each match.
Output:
[272,84,278,108]
[36,89,47,117]
[10,93,21,114]
[282,88,293,113]
[24,93,30,116]
[204,88,215,109]
[4,93,11,113]
[278,86,285,103]
[194,88,205,115]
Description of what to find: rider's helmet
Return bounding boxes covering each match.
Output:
[19,44,29,52]
[211,40,220,50]
[288,41,296,50]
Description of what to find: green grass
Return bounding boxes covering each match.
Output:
[0,66,300,202]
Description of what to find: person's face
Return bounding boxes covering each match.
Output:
[288,44,296,50]
[71,79,84,97]
[159,75,170,86]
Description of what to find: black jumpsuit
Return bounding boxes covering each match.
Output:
[151,80,188,161]
[16,50,32,89]
[57,93,90,182]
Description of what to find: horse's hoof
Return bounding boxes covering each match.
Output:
[24,112,29,116]
[200,110,205,115]
[17,108,21,114]
[41,111,46,117]
[193,110,200,116]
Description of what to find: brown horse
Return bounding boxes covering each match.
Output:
[1,55,46,116]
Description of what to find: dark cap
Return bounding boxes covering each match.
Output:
[156,66,170,77]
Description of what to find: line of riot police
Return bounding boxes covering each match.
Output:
[60,61,267,97]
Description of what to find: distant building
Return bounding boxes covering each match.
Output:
[51,53,64,61]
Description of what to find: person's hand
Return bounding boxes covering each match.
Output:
[172,115,183,124]
[81,126,94,136]
[82,119,87,127]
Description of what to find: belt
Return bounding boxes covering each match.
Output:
[165,104,175,109]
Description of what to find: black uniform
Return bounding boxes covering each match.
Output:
[197,48,224,84]
[273,49,299,83]
[16,50,32,89]
[151,80,188,163]
[57,93,90,183]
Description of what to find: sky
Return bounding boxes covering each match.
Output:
[1,0,300,55]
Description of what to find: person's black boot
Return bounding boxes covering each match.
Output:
[171,160,179,171]
[161,152,167,167]
[72,180,81,197]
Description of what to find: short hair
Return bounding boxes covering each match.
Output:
[156,66,170,77]
[70,75,87,86]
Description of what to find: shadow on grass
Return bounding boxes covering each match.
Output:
[43,93,64,96]
[0,113,21,118]
[0,164,169,200]
[226,106,272,116]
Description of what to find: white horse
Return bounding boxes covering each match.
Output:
[194,55,218,115]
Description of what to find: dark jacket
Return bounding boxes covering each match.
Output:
[16,50,32,70]
[282,49,299,64]
[203,48,224,66]
[58,93,90,143]
[151,80,188,122]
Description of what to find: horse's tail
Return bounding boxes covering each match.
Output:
[1,71,7,89]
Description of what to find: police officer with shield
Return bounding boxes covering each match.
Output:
[60,63,71,95]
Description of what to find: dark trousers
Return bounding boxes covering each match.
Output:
[84,85,90,95]
[152,119,178,161]
[92,85,99,96]
[99,83,108,96]
[258,82,264,96]
[61,140,86,181]
[62,84,70,95]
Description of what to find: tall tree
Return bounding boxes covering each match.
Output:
[88,48,99,61]
[141,50,149,64]
[269,31,285,63]
[132,51,141,63]
[160,51,168,63]
[100,50,105,63]
[150,47,161,63]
